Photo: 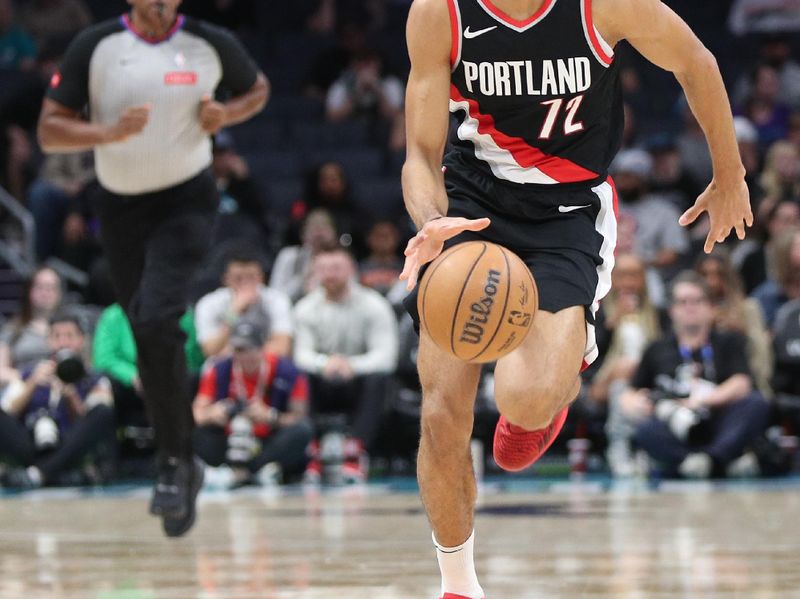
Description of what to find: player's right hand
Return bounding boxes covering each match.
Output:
[399,216,490,290]
[107,104,151,143]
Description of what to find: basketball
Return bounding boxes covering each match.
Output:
[418,241,538,363]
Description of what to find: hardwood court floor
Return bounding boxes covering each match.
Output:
[1,479,799,599]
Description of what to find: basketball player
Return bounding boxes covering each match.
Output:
[37,0,268,536]
[400,0,752,596]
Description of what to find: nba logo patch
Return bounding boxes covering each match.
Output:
[50,71,61,88]
[174,52,186,67]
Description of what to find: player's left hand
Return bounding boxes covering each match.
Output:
[678,176,753,253]
[199,94,227,134]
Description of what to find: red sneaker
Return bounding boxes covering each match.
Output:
[492,407,569,471]
[440,594,485,599]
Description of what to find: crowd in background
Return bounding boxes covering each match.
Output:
[0,0,799,488]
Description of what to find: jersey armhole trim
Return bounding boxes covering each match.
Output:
[447,0,463,71]
[581,0,614,67]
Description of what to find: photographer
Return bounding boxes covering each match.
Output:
[0,311,114,488]
[192,320,312,486]
[621,271,769,478]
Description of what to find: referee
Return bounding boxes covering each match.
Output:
[37,0,268,537]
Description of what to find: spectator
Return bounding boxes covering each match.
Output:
[751,226,800,327]
[0,0,36,71]
[193,320,312,487]
[647,134,700,213]
[728,0,800,36]
[0,266,62,386]
[737,199,800,293]
[758,139,800,207]
[294,246,398,482]
[306,21,369,97]
[772,299,800,399]
[0,123,34,202]
[359,219,403,296]
[695,251,773,397]
[621,271,769,478]
[611,149,690,282]
[27,150,95,261]
[676,99,713,188]
[0,311,114,488]
[211,130,271,244]
[18,0,92,50]
[589,253,663,476]
[732,116,764,206]
[270,208,338,303]
[733,35,800,109]
[288,161,365,255]
[195,248,293,358]
[738,64,793,149]
[325,49,403,125]
[92,302,204,430]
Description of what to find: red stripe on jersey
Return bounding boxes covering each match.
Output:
[447,0,460,68]
[607,175,619,218]
[480,0,554,27]
[582,0,613,65]
[451,85,599,183]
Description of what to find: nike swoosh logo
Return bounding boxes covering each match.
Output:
[464,25,497,39]
[558,204,592,213]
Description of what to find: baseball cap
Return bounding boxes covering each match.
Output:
[230,320,265,350]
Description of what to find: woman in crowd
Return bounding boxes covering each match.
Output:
[696,250,773,398]
[0,266,62,385]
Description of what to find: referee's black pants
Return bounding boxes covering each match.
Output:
[97,169,218,461]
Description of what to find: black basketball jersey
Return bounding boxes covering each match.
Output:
[447,0,623,186]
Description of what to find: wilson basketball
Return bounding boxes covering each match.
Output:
[418,241,538,363]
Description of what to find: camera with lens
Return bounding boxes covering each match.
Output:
[53,348,87,384]
[225,399,257,466]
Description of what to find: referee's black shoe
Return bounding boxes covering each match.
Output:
[149,456,204,534]
[161,457,204,538]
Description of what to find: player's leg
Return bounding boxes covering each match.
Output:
[492,306,587,470]
[417,331,485,599]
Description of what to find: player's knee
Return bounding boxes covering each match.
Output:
[420,393,473,450]
[129,316,181,344]
[495,380,575,431]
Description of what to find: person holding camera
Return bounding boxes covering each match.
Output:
[192,320,312,487]
[620,271,770,478]
[0,311,114,488]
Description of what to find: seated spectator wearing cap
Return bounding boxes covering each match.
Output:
[294,245,398,483]
[647,134,701,214]
[612,149,690,284]
[0,311,114,488]
[620,272,769,479]
[192,320,312,486]
[195,247,293,359]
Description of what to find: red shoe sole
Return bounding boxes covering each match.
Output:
[492,407,569,472]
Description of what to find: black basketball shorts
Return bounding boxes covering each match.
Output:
[403,153,618,367]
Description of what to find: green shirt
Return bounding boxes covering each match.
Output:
[92,303,205,386]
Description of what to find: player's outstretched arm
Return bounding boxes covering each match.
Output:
[595,0,752,253]
[400,0,489,290]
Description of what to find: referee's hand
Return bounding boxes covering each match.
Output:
[199,94,227,134]
[105,104,151,143]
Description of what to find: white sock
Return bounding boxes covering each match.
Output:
[434,530,484,598]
